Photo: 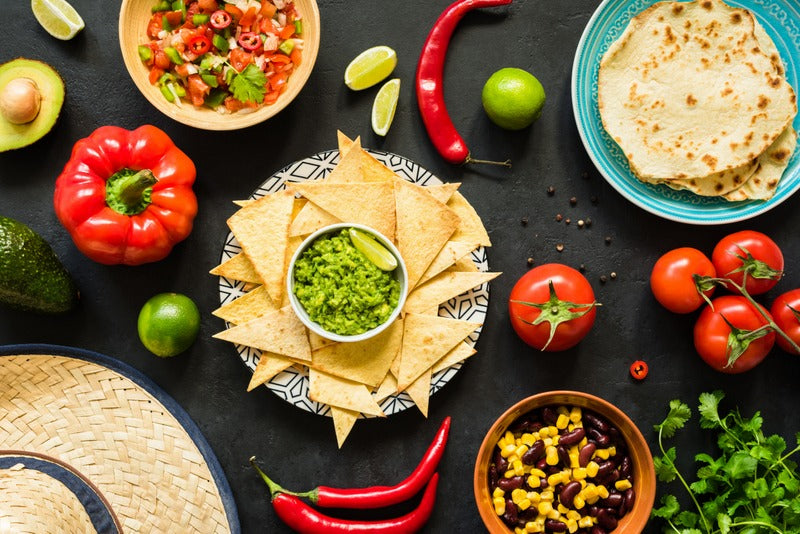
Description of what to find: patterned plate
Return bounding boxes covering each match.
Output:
[217,149,490,417]
[572,0,800,225]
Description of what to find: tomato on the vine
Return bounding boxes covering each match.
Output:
[770,288,800,355]
[650,247,716,313]
[711,230,783,295]
[693,295,775,374]
[508,264,598,351]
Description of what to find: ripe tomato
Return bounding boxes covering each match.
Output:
[693,295,775,373]
[650,247,716,313]
[711,230,783,295]
[508,264,597,351]
[770,289,800,355]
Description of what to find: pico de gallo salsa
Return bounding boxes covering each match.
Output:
[139,0,303,112]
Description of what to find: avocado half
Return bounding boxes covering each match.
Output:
[0,58,65,152]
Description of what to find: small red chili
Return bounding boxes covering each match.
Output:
[630,360,649,380]
[415,0,513,166]
[209,9,231,29]
[188,35,211,55]
[237,31,261,51]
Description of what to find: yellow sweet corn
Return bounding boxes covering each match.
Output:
[530,468,546,478]
[540,490,554,502]
[557,406,569,415]
[521,433,536,446]
[572,467,587,480]
[556,413,570,429]
[572,495,585,509]
[539,427,550,438]
[569,406,582,423]
[597,485,610,499]
[578,516,594,528]
[547,472,563,487]
[513,459,525,476]
[615,479,633,491]
[566,510,581,521]
[501,443,517,457]
[515,528,525,534]
[518,498,532,511]
[607,446,617,457]
[493,496,505,515]
[537,500,553,516]
[586,461,600,478]
[595,448,610,460]
[545,446,559,466]
[515,445,528,458]
[567,518,579,533]
[493,487,505,498]
[511,488,528,503]
[527,475,541,489]
[525,521,544,533]
[547,507,561,520]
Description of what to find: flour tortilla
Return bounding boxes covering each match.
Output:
[598,0,797,180]
[724,125,797,201]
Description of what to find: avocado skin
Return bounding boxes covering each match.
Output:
[0,215,78,313]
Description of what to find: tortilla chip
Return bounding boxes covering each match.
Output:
[234,199,254,207]
[247,352,295,391]
[394,179,460,289]
[373,373,398,403]
[406,368,432,417]
[290,182,396,241]
[210,252,261,285]
[311,318,404,388]
[448,192,491,246]
[396,313,481,390]
[212,285,277,325]
[330,406,360,448]
[418,241,478,286]
[281,235,305,308]
[432,341,476,374]
[405,271,501,314]
[309,331,338,351]
[425,183,461,204]
[227,190,295,304]
[213,306,311,362]
[289,203,340,237]
[337,131,358,157]
[308,369,385,416]
[446,256,479,273]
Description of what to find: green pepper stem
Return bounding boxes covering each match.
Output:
[249,457,315,500]
[105,169,157,216]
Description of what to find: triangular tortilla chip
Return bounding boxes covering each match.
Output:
[396,313,480,390]
[426,183,461,204]
[290,182,396,241]
[330,406,360,448]
[309,331,338,351]
[448,192,491,246]
[311,318,403,388]
[432,341,476,374]
[234,199,254,207]
[394,179,460,289]
[227,190,295,304]
[212,285,277,325]
[289,203,340,237]
[213,306,311,362]
[308,369,385,416]
[337,131,358,158]
[247,352,295,391]
[373,373,398,403]
[405,271,501,314]
[406,367,432,417]
[210,252,261,284]
[418,241,478,286]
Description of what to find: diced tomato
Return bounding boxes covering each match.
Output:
[229,48,253,71]
[239,6,257,29]
[186,74,211,106]
[269,71,289,92]
[149,67,165,85]
[268,53,291,65]
[175,63,193,77]
[259,17,276,34]
[278,24,295,40]
[197,0,218,12]
[289,47,302,67]
[264,89,281,105]
[224,3,243,22]
[147,13,163,39]
[165,10,184,27]
[260,1,277,18]
[153,49,171,70]
[186,2,201,18]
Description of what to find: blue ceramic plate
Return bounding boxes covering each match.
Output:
[572,0,800,225]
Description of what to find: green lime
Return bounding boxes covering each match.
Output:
[137,293,200,358]
[481,68,546,130]
[349,228,397,271]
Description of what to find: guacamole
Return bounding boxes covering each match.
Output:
[293,229,401,336]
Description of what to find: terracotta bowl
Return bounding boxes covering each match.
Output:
[118,0,320,130]
[474,390,655,533]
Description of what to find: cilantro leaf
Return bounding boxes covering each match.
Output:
[651,494,680,519]
[717,514,732,534]
[676,511,699,528]
[655,446,678,482]
[698,390,724,429]
[779,470,800,493]
[657,399,692,438]
[724,450,758,479]
[229,63,267,104]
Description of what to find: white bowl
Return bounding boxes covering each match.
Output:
[287,223,408,343]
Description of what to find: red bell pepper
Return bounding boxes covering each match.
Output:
[54,125,197,265]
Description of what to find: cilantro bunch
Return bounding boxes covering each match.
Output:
[652,391,800,533]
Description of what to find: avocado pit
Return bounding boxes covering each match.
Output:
[0,78,42,124]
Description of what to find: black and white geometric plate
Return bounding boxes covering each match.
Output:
[217,149,490,417]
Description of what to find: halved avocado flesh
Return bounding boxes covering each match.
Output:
[0,58,65,152]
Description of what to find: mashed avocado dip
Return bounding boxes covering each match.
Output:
[293,229,401,336]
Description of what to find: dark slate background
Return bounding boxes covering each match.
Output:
[1,1,798,532]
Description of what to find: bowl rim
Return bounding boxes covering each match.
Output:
[473,390,656,533]
[117,0,321,131]
[286,222,409,343]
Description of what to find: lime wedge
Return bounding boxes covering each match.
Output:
[344,46,397,91]
[349,228,398,271]
[371,78,400,137]
[31,0,85,40]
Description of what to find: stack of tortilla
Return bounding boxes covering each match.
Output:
[210,132,500,446]
[598,0,798,201]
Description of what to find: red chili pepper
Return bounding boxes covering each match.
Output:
[630,360,649,380]
[415,0,513,166]
[238,31,262,51]
[188,34,211,55]
[271,474,439,534]
[210,9,231,29]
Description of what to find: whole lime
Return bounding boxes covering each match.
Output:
[137,292,200,357]
[481,68,546,130]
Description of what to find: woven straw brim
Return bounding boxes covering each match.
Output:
[0,353,234,533]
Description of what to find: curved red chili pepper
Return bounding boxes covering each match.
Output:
[271,473,439,534]
[415,0,513,165]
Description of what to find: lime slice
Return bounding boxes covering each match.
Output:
[31,0,85,40]
[344,46,397,91]
[371,78,400,137]
[349,228,398,271]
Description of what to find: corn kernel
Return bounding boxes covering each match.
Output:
[567,423,575,431]
[518,498,532,511]
[540,490,554,502]
[567,519,579,533]
[543,437,553,447]
[557,503,570,514]
[515,528,525,534]
[511,488,527,503]
[595,448,610,460]
[530,468,546,478]
[528,491,541,504]
[547,472,563,486]
[547,507,561,520]
[521,433,536,446]
[578,437,588,448]
[556,414,570,429]
[537,501,553,515]
[501,443,517,457]
[538,427,550,438]
[586,461,600,478]
[525,521,544,533]
[504,469,515,478]
[566,510,581,521]
[493,487,505,498]
[573,495,585,509]
[493,496,505,515]
[548,425,559,436]
[505,430,515,442]
[569,451,580,468]
[615,479,633,491]
[581,485,599,500]
[513,459,525,476]
[545,446,559,466]
[527,475,541,489]
[572,467,587,480]
[557,405,569,415]
[569,406,582,423]
[597,485,610,499]
[607,446,617,457]
[551,435,559,446]
[515,444,528,458]
[578,516,594,528]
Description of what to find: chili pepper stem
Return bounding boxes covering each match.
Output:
[249,456,315,500]
[105,169,158,216]
[464,154,512,167]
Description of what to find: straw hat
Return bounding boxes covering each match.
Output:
[0,345,239,534]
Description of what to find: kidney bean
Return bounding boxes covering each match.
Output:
[597,508,618,530]
[536,458,548,470]
[618,455,632,479]
[542,406,558,425]
[603,492,623,508]
[509,415,535,433]
[586,427,605,444]
[519,507,537,522]
[488,465,498,488]
[556,445,570,467]
[502,499,518,525]
[590,527,607,534]
[544,519,567,532]
[625,487,636,510]
[618,497,628,517]
[596,460,615,477]
[587,505,600,517]
[578,443,596,467]
[497,475,524,491]
[559,481,582,508]
[584,412,610,433]
[521,440,545,465]
[596,433,611,447]
[558,427,585,447]
[493,448,509,473]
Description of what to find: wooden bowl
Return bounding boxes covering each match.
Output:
[473,391,655,533]
[118,0,320,130]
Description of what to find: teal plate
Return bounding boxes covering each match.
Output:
[572,0,800,225]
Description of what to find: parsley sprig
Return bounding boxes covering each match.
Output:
[652,391,800,533]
